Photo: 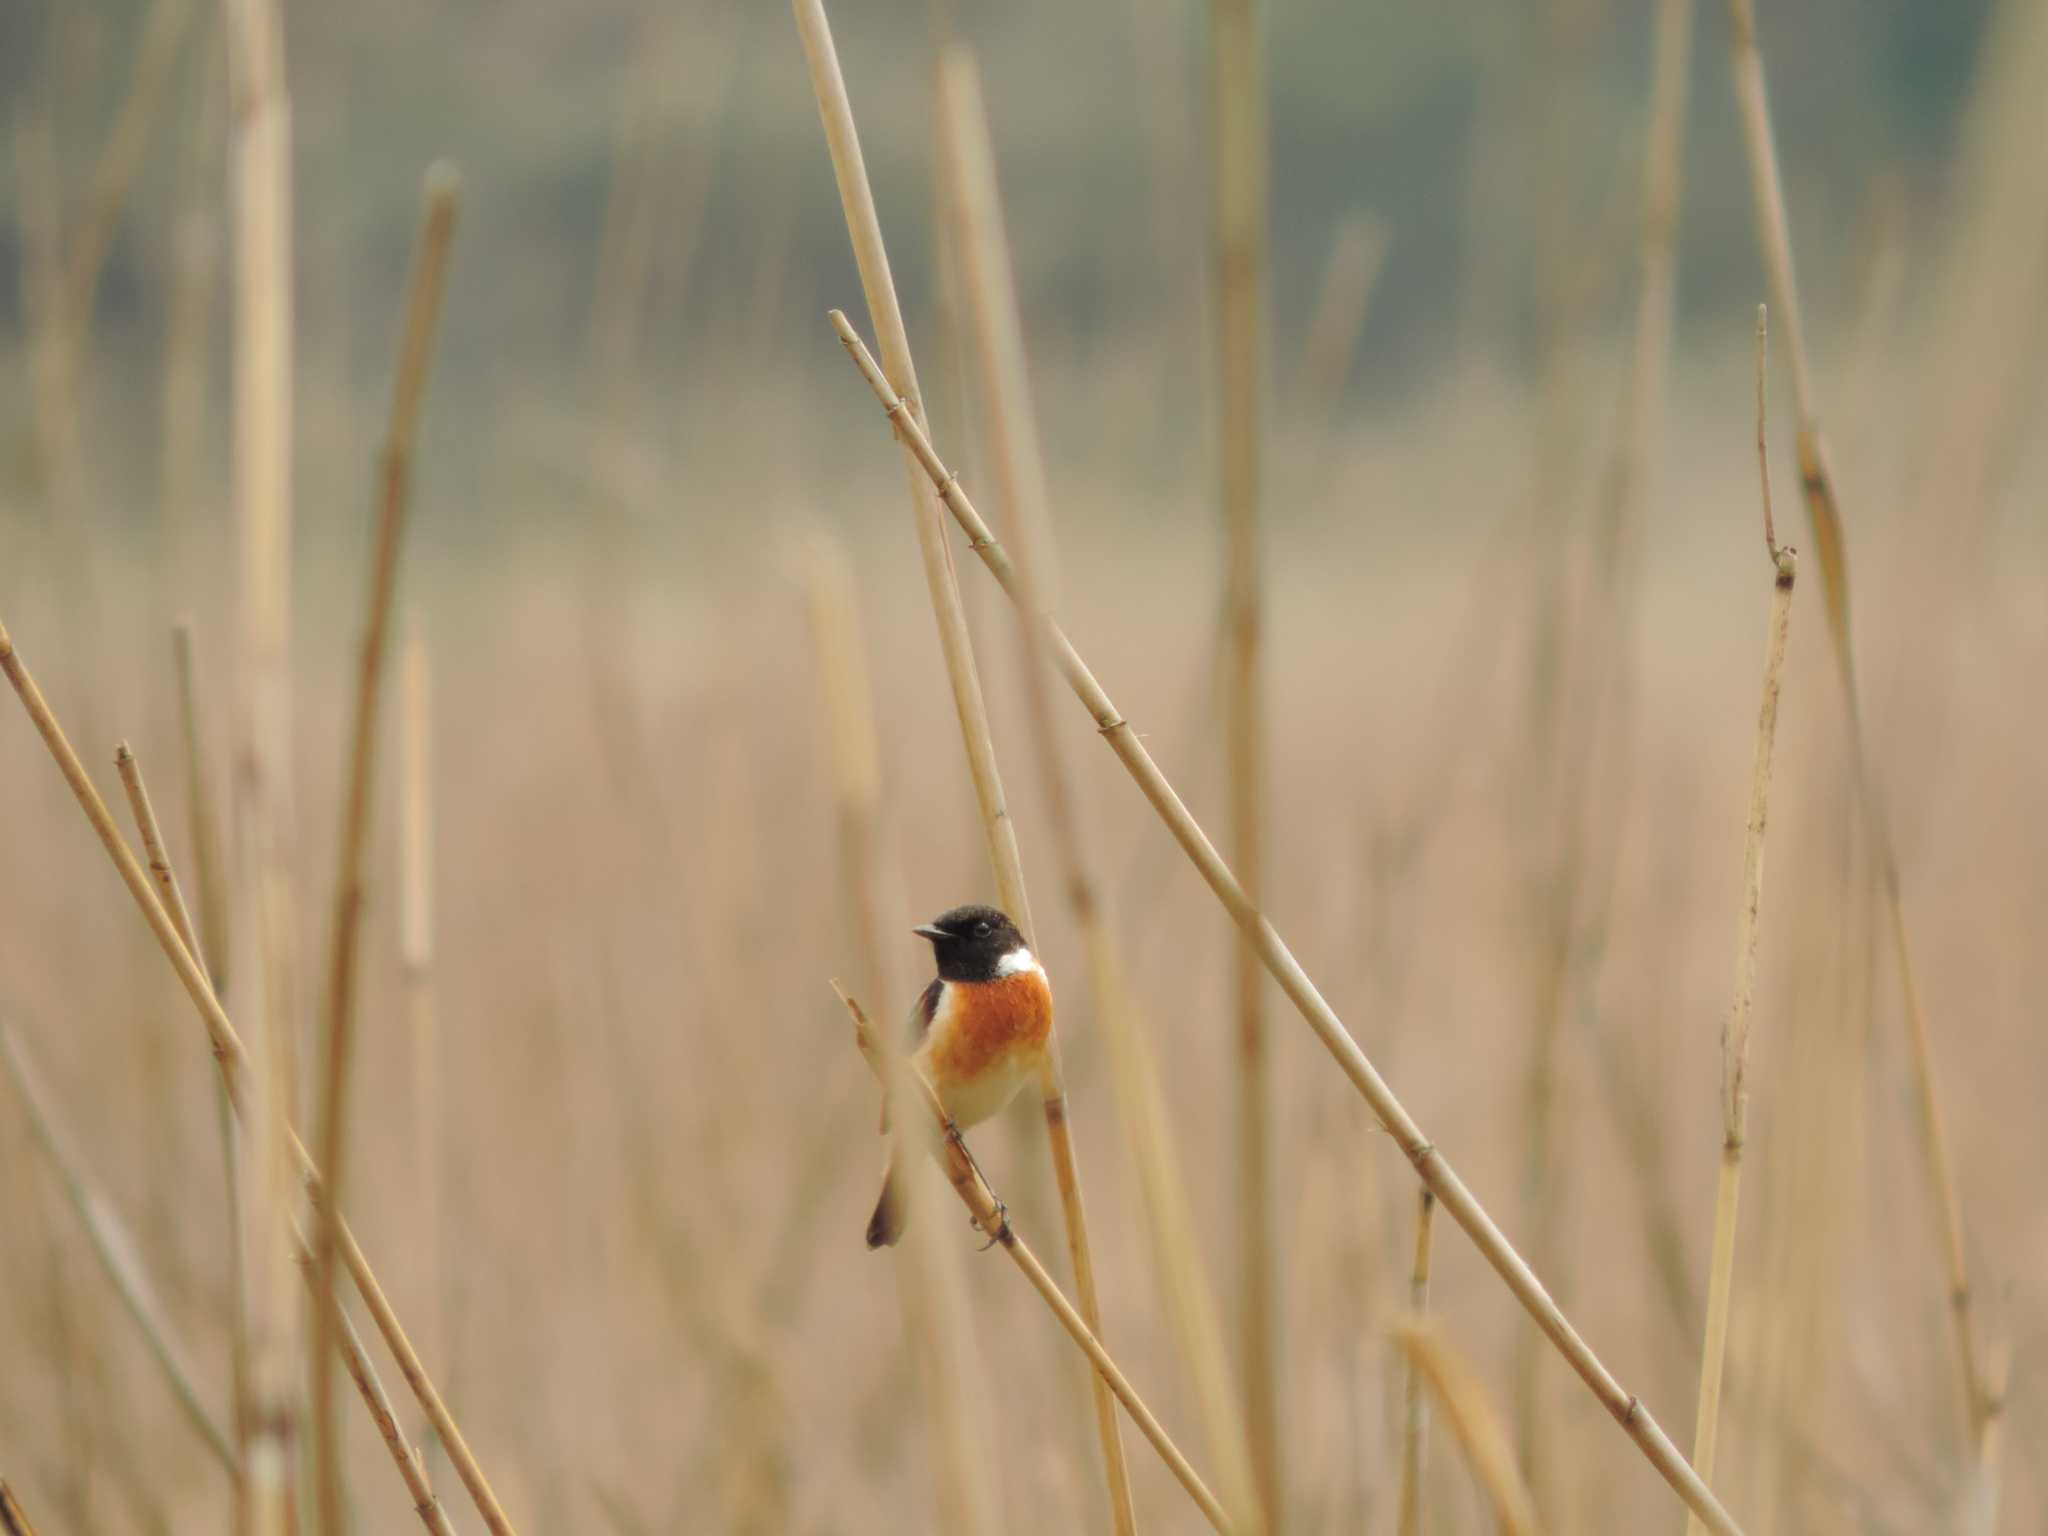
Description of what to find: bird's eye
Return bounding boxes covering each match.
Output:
[975,921,991,937]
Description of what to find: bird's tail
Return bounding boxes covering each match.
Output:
[865,1149,907,1249]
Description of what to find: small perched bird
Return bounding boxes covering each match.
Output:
[866,904,1051,1248]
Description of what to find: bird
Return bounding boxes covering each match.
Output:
[866,904,1051,1249]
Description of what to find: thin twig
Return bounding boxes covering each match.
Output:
[1682,308,1797,1536]
[312,162,460,1536]
[834,985,1231,1536]
[790,7,1136,1528]
[0,616,519,1536]
[829,311,1749,1536]
[1723,0,1993,1451]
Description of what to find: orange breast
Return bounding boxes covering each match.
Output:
[926,971,1053,1088]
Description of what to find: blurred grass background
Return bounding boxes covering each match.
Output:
[1,0,2044,1531]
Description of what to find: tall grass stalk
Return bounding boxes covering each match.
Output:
[936,47,1262,1534]
[931,47,1148,1535]
[1723,0,1995,1455]
[0,1481,41,1536]
[0,1018,238,1476]
[805,540,1001,1536]
[171,625,251,1476]
[1393,1321,1543,1536]
[790,7,1137,1528]
[113,728,462,1530]
[0,618,519,1536]
[1396,1188,1436,1536]
[834,986,1233,1535]
[310,163,459,1536]
[219,0,303,1522]
[830,313,1749,1536]
[398,621,447,1457]
[1682,309,1798,1535]
[1208,4,1278,1517]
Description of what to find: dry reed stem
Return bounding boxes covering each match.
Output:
[829,312,1748,1536]
[804,542,1000,1536]
[398,622,446,1443]
[1723,0,1994,1451]
[1288,218,1386,429]
[1393,1322,1543,1536]
[98,729,457,1532]
[0,619,519,1536]
[172,625,232,994]
[171,625,251,1468]
[292,1226,457,1535]
[791,9,1136,1527]
[1396,1188,1436,1536]
[834,985,1232,1535]
[30,0,194,515]
[1092,952,1265,1535]
[1209,3,1278,1516]
[0,1019,238,1476]
[938,50,1261,1531]
[931,49,1150,1534]
[220,0,302,1520]
[0,1482,39,1536]
[116,743,210,979]
[1682,309,1797,1536]
[311,162,459,1536]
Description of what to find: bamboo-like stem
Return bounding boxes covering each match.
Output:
[835,986,1231,1535]
[1397,1188,1436,1536]
[790,0,1033,940]
[398,622,446,1454]
[804,542,1000,1536]
[931,49,1145,1536]
[1209,3,1277,1517]
[311,163,459,1536]
[1683,309,1798,1536]
[790,7,1136,1528]
[0,618,520,1536]
[1393,1321,1543,1536]
[936,47,1262,1534]
[0,1481,40,1536]
[219,0,302,1523]
[1723,0,1994,1452]
[0,1018,238,1476]
[829,312,1748,1536]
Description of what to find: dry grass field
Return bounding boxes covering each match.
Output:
[1,1,2044,1532]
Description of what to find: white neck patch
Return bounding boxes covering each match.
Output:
[994,947,1042,978]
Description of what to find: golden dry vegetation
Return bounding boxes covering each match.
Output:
[1,1,2044,1533]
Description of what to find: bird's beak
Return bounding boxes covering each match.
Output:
[912,923,947,943]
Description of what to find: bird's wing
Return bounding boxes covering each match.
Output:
[911,977,944,1040]
[879,978,947,1135]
